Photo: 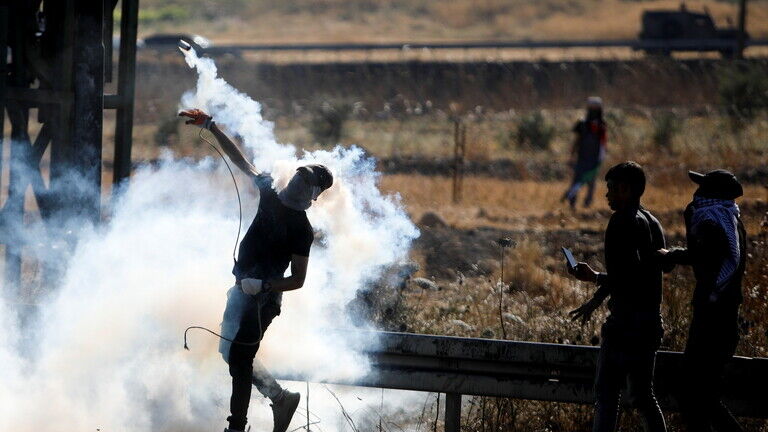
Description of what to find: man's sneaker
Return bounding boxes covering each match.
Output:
[271,390,300,432]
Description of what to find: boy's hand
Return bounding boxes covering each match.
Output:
[568,262,598,283]
[179,108,213,129]
[654,248,678,272]
[569,298,600,325]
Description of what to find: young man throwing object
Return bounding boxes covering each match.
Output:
[180,109,334,432]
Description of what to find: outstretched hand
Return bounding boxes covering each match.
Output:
[569,298,599,326]
[179,108,213,129]
[568,262,598,283]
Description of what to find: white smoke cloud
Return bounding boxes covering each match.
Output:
[0,48,420,431]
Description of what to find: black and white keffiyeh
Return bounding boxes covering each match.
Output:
[691,196,741,297]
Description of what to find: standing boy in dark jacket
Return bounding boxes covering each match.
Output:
[562,96,608,209]
[567,161,667,432]
[658,169,746,432]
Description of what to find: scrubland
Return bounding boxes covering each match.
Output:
[122,98,768,430]
[22,14,768,427]
[95,53,767,431]
[136,0,768,43]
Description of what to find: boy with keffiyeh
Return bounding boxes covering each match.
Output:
[658,169,747,432]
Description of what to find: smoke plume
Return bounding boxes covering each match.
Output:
[0,48,419,431]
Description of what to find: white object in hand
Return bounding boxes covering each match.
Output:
[241,278,263,295]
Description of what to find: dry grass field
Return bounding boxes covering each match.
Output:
[130,0,768,62]
[136,0,768,43]
[106,101,767,429]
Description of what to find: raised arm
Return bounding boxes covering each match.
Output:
[179,109,259,177]
[208,123,259,177]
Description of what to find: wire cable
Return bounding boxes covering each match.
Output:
[184,305,264,351]
[184,326,260,350]
[198,127,243,263]
[183,127,265,351]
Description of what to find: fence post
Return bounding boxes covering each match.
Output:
[445,393,462,432]
[452,119,466,204]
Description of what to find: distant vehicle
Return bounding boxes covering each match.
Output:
[637,5,748,57]
[142,34,212,54]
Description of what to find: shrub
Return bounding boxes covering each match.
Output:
[718,63,768,125]
[308,101,352,146]
[514,111,555,151]
[137,6,190,24]
[651,110,683,150]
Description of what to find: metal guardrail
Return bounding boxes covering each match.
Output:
[205,38,768,54]
[279,332,768,432]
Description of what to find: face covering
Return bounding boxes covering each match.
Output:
[278,172,320,211]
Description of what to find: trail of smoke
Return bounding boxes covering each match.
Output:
[180,49,294,172]
[0,47,420,432]
[179,47,419,383]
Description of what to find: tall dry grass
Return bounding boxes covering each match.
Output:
[395,208,768,430]
[379,175,767,232]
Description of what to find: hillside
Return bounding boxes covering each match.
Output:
[133,0,768,43]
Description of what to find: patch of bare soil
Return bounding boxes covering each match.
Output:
[413,201,767,282]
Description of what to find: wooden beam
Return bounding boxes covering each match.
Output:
[0,5,10,296]
[4,101,30,294]
[103,0,115,82]
[5,87,72,105]
[27,123,53,222]
[113,0,139,186]
[0,6,8,209]
[103,93,122,108]
[71,0,104,223]
[48,0,76,209]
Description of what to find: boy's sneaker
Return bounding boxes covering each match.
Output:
[568,195,577,210]
[271,390,300,432]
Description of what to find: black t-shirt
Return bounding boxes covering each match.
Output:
[232,174,314,281]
